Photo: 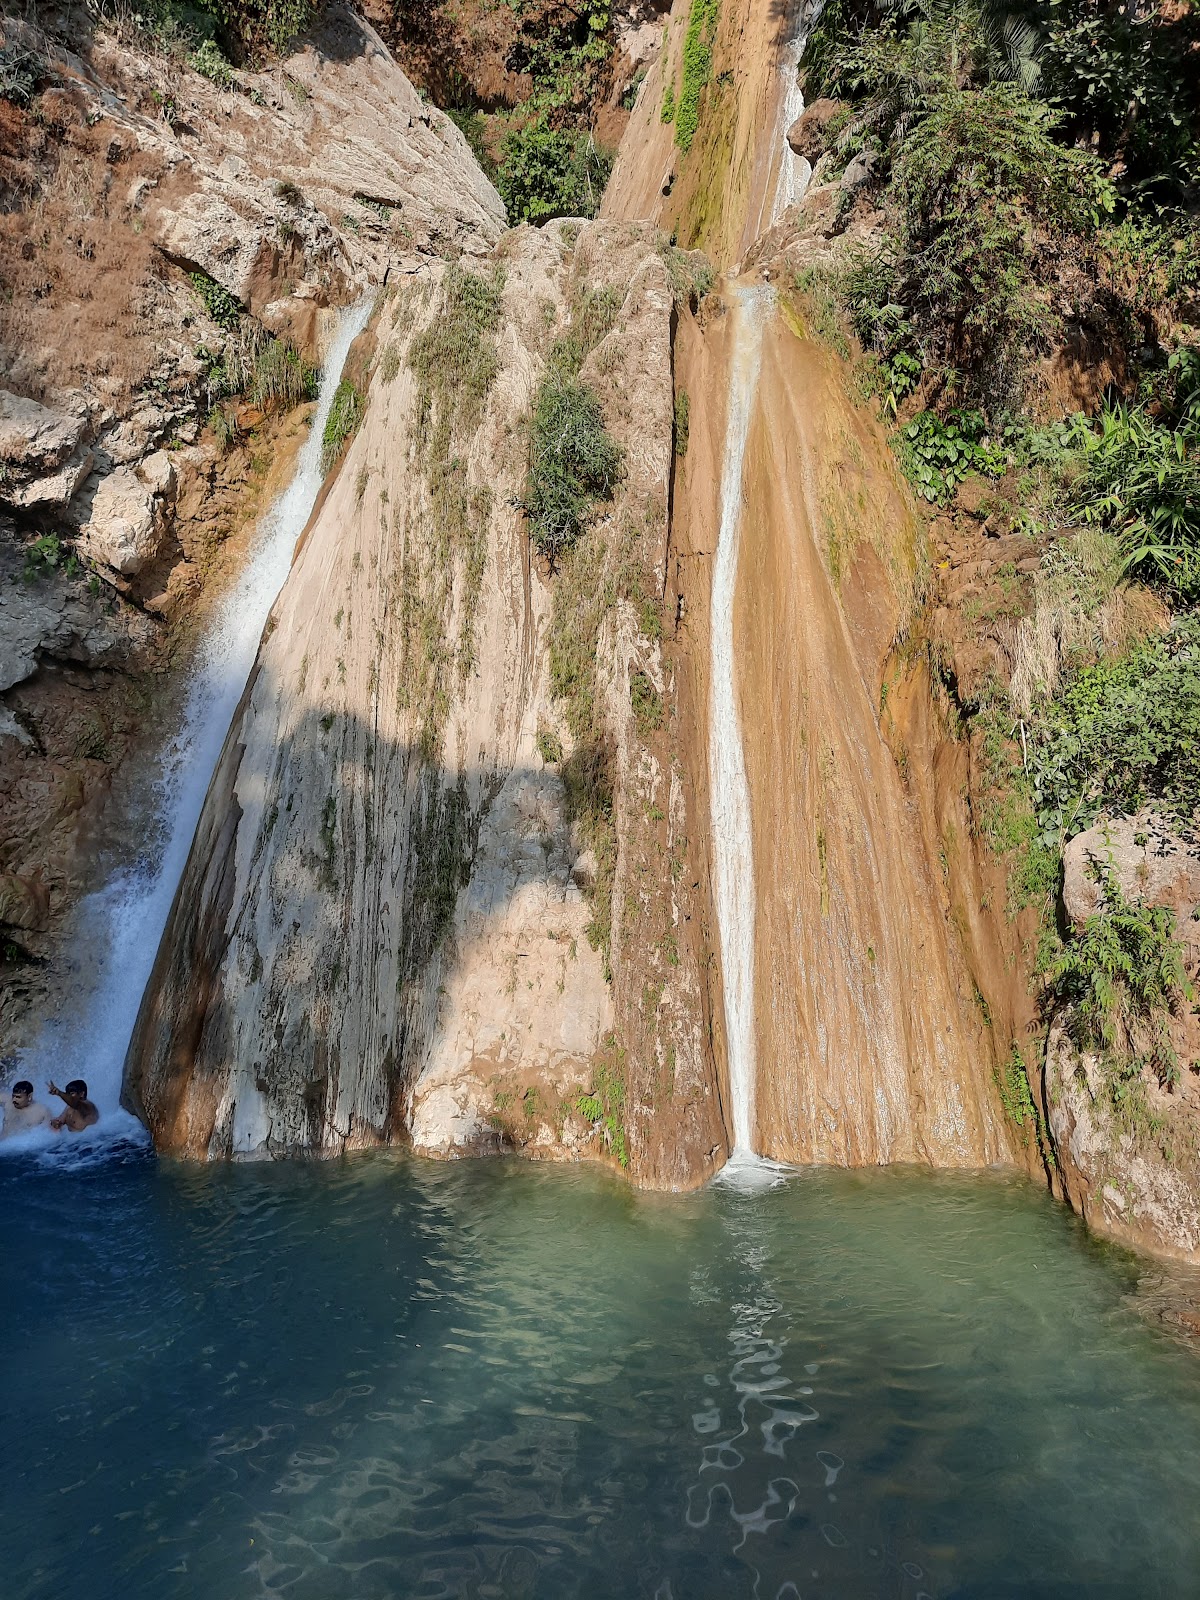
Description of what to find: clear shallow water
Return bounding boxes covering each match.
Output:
[4,1155,1200,1600]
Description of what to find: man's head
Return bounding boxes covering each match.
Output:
[64,1079,88,1105]
[11,1081,33,1107]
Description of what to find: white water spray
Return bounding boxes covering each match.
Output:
[5,300,372,1155]
[710,286,770,1167]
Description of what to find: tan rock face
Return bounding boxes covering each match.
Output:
[732,314,1008,1167]
[1046,810,1200,1264]
[604,0,806,264]
[1047,1022,1200,1265]
[0,389,91,509]
[1062,812,1200,930]
[77,467,164,576]
[126,221,727,1187]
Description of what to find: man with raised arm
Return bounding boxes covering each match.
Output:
[48,1080,99,1133]
[0,1080,51,1140]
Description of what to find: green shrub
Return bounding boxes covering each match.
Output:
[575,1057,629,1167]
[675,0,720,155]
[506,0,612,114]
[22,534,66,581]
[447,107,498,185]
[94,0,311,62]
[189,270,242,330]
[1056,353,1200,598]
[275,178,303,206]
[660,76,676,124]
[629,669,663,733]
[497,122,613,225]
[189,37,235,87]
[408,264,505,435]
[994,1043,1056,1166]
[893,84,1113,403]
[523,378,622,564]
[1027,613,1200,843]
[897,409,1006,502]
[1047,872,1190,1093]
[0,43,38,106]
[536,726,564,765]
[1036,0,1200,207]
[320,379,363,474]
[247,336,317,409]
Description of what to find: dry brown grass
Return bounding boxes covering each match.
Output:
[0,84,169,405]
[1009,529,1167,714]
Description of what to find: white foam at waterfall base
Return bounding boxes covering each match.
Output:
[3,300,373,1161]
[710,285,771,1168]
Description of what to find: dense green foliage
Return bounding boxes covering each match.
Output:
[1047,873,1190,1092]
[1027,615,1200,843]
[674,0,721,155]
[94,0,312,65]
[898,409,1005,501]
[524,379,622,562]
[189,270,242,330]
[1056,354,1200,597]
[805,0,1196,414]
[320,380,363,474]
[523,298,623,564]
[497,125,612,224]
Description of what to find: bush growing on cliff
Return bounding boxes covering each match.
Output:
[1046,872,1190,1095]
[320,379,363,474]
[1053,353,1200,599]
[408,264,505,435]
[98,0,312,62]
[189,270,242,330]
[497,122,612,224]
[523,378,622,564]
[1026,614,1200,843]
[673,0,721,155]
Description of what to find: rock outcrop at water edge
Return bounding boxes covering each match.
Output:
[126,221,729,1189]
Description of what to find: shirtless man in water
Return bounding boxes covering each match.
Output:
[0,1081,51,1139]
[48,1080,99,1133]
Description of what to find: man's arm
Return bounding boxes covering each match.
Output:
[47,1081,65,1103]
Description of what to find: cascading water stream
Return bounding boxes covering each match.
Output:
[6,299,372,1156]
[709,285,770,1173]
[765,13,814,233]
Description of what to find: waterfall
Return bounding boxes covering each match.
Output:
[8,300,372,1153]
[710,286,770,1166]
[752,0,819,240]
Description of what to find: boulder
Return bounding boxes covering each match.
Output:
[786,98,846,163]
[77,467,164,576]
[153,190,268,310]
[0,577,69,692]
[1062,811,1200,935]
[138,450,177,500]
[0,868,50,932]
[0,390,91,509]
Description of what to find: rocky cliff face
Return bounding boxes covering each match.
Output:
[126,220,728,1188]
[731,315,1009,1166]
[1044,814,1200,1265]
[0,3,502,1055]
